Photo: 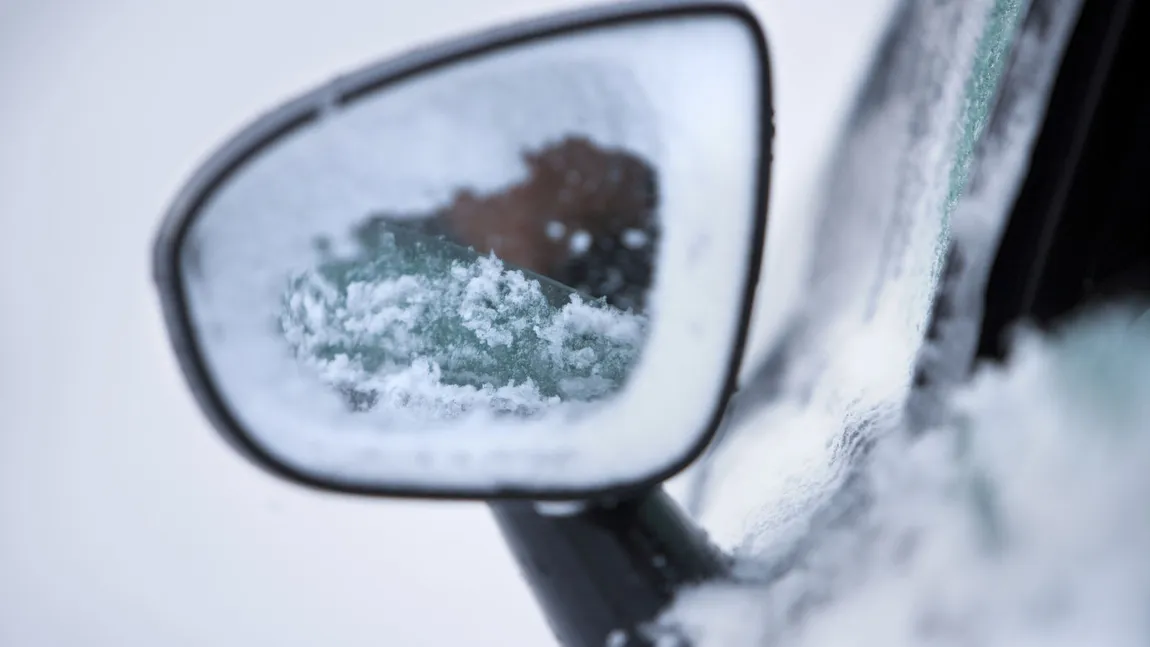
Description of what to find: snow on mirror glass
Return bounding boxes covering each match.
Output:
[178,14,764,493]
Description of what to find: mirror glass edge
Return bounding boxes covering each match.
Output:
[160,6,771,499]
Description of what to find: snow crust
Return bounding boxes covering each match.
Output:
[664,306,1150,647]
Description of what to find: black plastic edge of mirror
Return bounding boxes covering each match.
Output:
[151,0,773,502]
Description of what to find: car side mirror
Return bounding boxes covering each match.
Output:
[152,0,772,500]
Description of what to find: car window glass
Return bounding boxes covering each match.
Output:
[679,0,1026,549]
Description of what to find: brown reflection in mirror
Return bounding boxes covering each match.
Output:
[366,136,659,312]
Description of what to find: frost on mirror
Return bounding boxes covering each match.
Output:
[280,135,658,420]
[176,12,764,491]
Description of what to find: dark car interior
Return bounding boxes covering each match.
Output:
[978,0,1148,361]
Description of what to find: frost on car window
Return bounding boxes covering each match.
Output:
[681,0,1028,529]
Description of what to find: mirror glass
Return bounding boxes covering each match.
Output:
[178,11,765,494]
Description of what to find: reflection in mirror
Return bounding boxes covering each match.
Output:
[275,130,661,423]
[176,10,765,492]
[282,146,656,419]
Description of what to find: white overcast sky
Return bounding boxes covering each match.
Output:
[0,1,892,645]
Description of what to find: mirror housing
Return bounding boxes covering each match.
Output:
[152,0,772,500]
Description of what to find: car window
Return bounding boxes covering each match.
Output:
[680,0,1026,549]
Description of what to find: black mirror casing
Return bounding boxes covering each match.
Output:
[152,0,773,502]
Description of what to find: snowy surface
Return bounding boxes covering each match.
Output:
[665,306,1150,647]
[0,0,900,645]
[660,0,1150,645]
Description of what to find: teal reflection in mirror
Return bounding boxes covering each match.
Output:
[282,215,651,420]
[176,9,766,493]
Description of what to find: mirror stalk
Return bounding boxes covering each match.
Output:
[490,488,727,647]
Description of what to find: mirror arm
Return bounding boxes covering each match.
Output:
[490,487,728,647]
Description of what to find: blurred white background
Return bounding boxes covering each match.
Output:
[0,1,891,645]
